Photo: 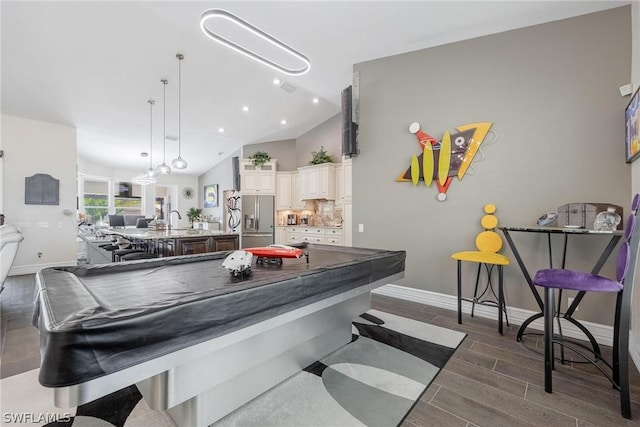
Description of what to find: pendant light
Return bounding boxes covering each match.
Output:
[172,53,188,170]
[146,99,159,179]
[156,78,171,174]
[132,99,158,185]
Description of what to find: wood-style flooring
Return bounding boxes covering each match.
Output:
[2,275,640,426]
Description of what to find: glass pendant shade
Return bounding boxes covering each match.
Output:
[172,157,187,169]
[157,162,171,174]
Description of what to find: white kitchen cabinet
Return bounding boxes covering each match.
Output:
[298,163,336,200]
[301,227,325,244]
[275,226,287,245]
[335,158,352,203]
[240,159,276,195]
[291,172,306,210]
[343,203,352,247]
[285,227,304,244]
[276,172,293,210]
[325,228,343,246]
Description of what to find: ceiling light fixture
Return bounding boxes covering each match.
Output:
[200,9,311,76]
[218,127,225,133]
[171,54,188,170]
[312,97,319,104]
[156,79,171,174]
[281,119,287,125]
[273,78,281,85]
[132,99,158,185]
[242,105,249,112]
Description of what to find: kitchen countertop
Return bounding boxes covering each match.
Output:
[104,228,237,240]
[277,225,343,229]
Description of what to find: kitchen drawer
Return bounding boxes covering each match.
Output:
[286,233,303,244]
[326,228,343,236]
[325,236,342,246]
[301,234,325,244]
[301,227,323,234]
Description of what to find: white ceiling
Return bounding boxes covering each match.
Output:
[1,1,629,176]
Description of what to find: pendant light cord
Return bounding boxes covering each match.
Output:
[178,54,182,157]
[148,99,154,168]
[162,79,168,164]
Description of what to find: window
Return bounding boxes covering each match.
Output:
[83,179,109,225]
[113,181,142,216]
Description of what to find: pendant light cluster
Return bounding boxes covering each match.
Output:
[134,53,187,184]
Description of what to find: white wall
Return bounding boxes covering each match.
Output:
[1,114,77,274]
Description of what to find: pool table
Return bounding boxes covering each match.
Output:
[33,244,405,427]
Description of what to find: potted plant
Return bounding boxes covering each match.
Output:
[307,146,333,165]
[186,207,202,225]
[249,151,271,169]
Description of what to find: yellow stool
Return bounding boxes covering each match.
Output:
[452,204,510,334]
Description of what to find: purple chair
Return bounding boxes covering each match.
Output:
[533,194,639,419]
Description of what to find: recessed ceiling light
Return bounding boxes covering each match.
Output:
[218,127,225,133]
[273,78,281,85]
[242,105,250,112]
[281,119,287,125]
[312,97,319,104]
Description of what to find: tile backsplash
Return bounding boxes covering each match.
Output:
[277,200,343,227]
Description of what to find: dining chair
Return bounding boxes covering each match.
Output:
[532,193,640,419]
[0,224,24,293]
[452,204,510,334]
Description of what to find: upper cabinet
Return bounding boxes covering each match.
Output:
[240,159,276,195]
[298,163,336,200]
[276,171,307,210]
[335,158,352,204]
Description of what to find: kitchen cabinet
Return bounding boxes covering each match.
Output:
[276,172,293,209]
[275,227,287,245]
[339,158,352,203]
[343,203,352,247]
[163,234,239,256]
[284,226,345,245]
[298,163,336,200]
[241,159,276,195]
[325,228,343,246]
[276,171,307,210]
[285,227,304,244]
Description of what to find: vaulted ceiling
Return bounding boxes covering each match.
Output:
[1,1,629,175]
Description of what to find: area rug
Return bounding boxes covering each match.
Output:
[1,309,465,427]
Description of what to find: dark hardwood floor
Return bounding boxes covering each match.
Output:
[2,275,639,426]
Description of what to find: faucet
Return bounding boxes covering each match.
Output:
[168,210,182,232]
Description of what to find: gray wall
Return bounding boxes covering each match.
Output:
[198,148,241,221]
[244,139,297,171]
[296,114,342,167]
[353,6,632,325]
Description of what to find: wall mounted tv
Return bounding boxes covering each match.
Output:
[342,85,359,157]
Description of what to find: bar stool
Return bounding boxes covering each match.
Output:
[452,204,510,334]
[532,193,639,419]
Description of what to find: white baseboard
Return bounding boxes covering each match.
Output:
[9,260,77,276]
[373,283,640,371]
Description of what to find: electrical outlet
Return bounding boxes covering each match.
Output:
[568,297,578,311]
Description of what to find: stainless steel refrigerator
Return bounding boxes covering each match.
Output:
[241,195,274,248]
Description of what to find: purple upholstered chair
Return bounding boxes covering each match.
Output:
[533,193,640,419]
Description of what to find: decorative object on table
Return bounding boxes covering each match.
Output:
[25,173,59,205]
[537,212,558,227]
[397,121,495,201]
[625,86,639,163]
[451,203,510,334]
[531,193,640,419]
[203,184,218,207]
[29,310,464,427]
[186,207,202,225]
[557,203,623,230]
[594,206,622,231]
[307,145,333,165]
[181,187,194,200]
[249,151,271,169]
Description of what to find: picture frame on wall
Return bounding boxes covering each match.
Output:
[625,86,640,163]
[204,184,218,208]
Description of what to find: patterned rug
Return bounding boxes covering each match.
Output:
[1,310,465,427]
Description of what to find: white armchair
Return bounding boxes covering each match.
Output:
[0,224,24,292]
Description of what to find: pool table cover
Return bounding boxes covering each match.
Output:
[33,244,405,388]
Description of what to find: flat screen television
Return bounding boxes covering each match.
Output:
[342,85,358,157]
[625,86,639,163]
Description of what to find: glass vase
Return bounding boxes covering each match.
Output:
[593,207,621,231]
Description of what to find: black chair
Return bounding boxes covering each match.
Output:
[532,193,639,419]
[136,218,153,228]
[108,215,125,228]
[125,215,145,227]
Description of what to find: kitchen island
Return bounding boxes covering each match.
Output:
[81,229,239,262]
